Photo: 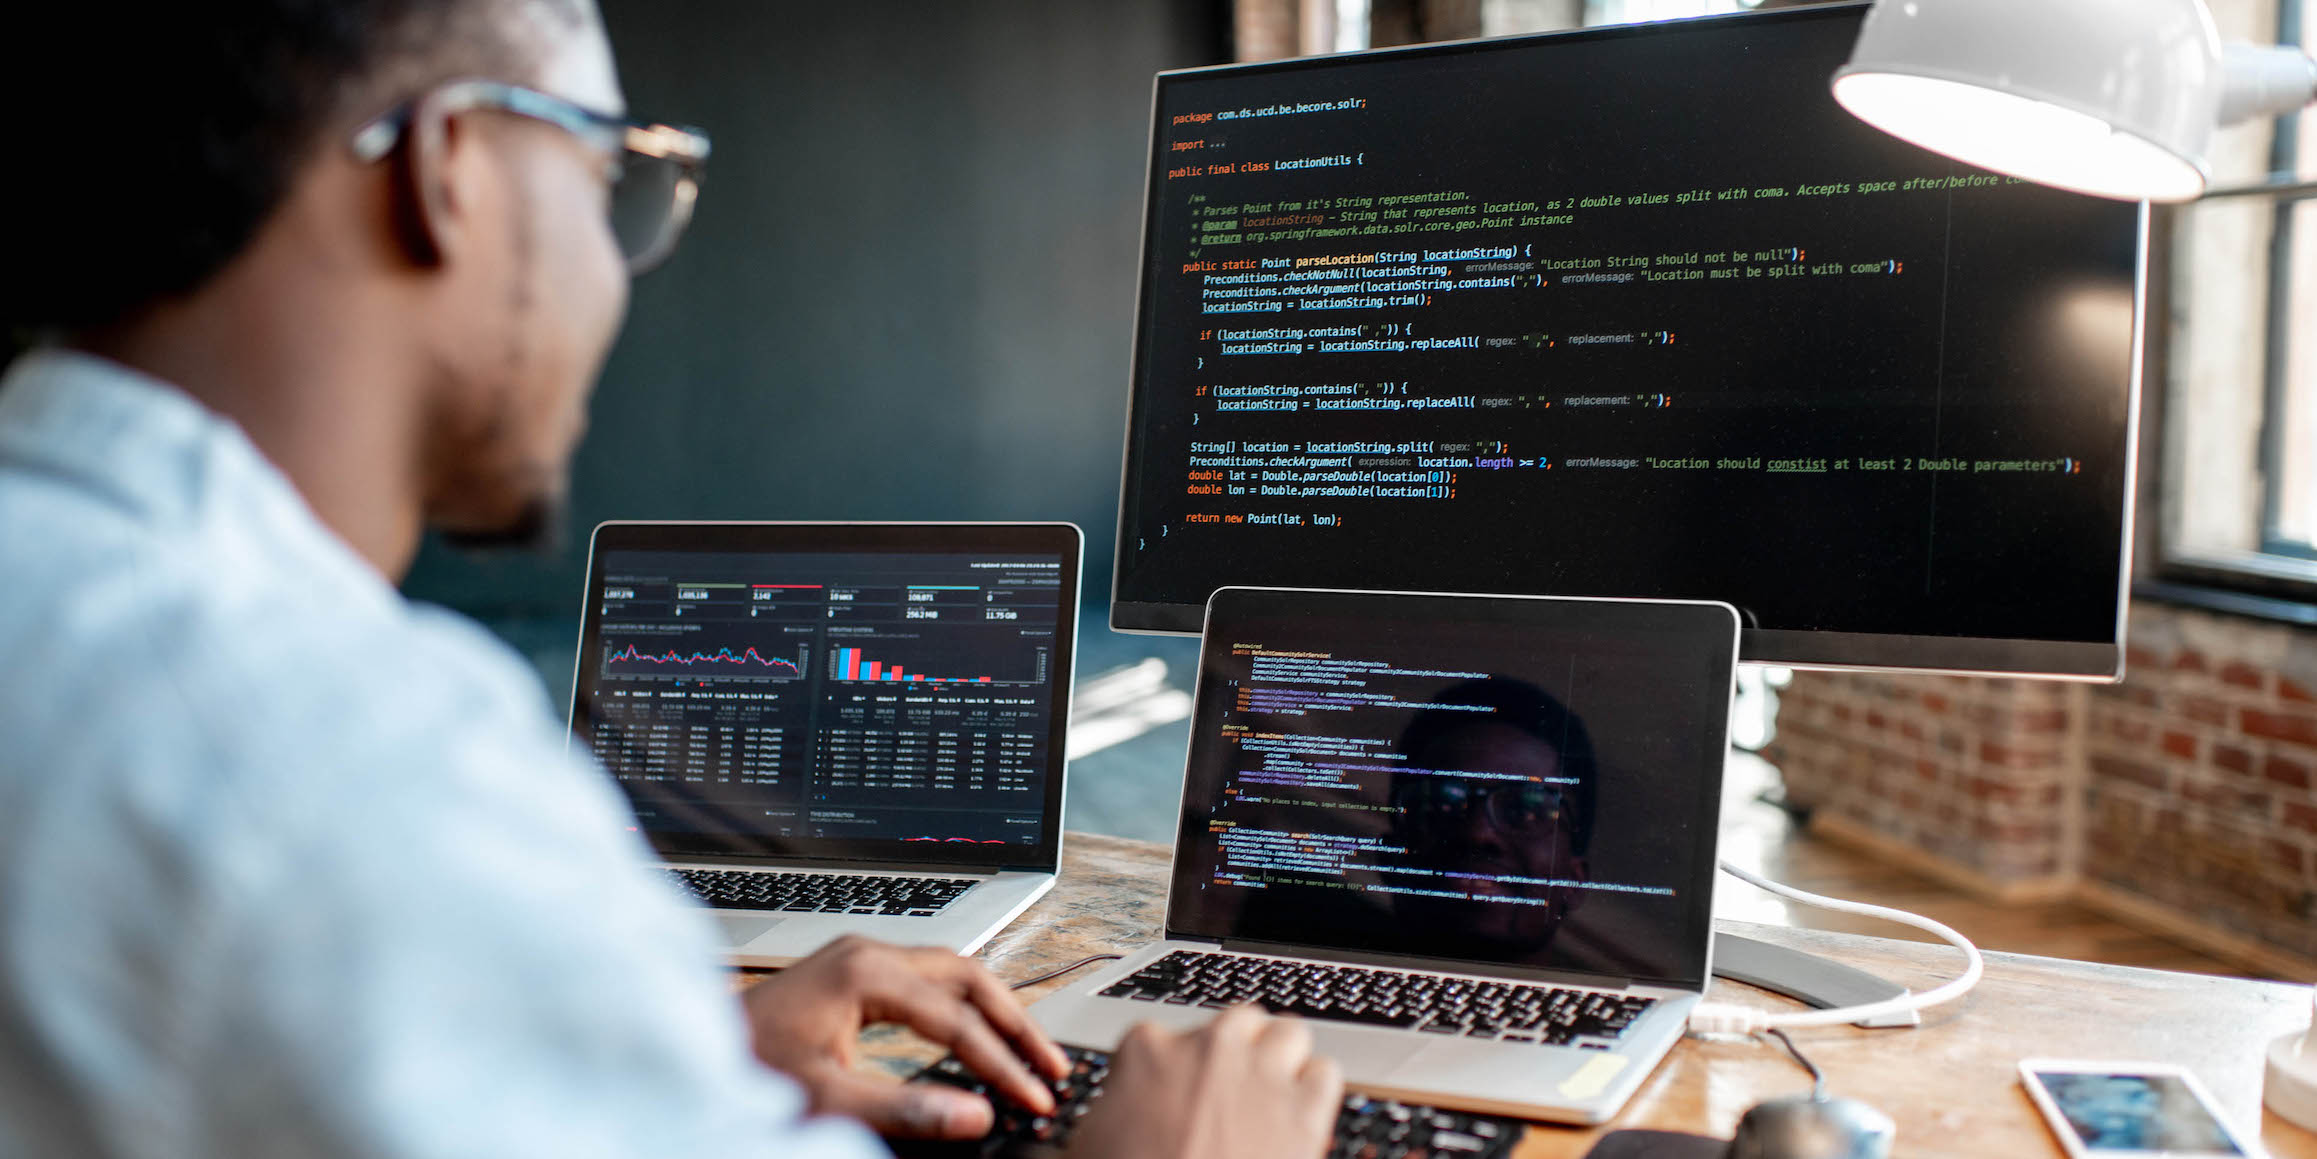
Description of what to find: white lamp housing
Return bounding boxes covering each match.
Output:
[2269,989,2317,1135]
[1830,0,2317,203]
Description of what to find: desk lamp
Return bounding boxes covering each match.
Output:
[2271,989,2317,1134]
[1829,0,2317,202]
[1829,0,2317,1132]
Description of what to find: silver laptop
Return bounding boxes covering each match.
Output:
[1033,586,1739,1123]
[569,521,1080,967]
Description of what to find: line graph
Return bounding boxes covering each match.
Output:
[603,640,807,679]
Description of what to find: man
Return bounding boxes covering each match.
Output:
[0,2,1340,1156]
[1392,679,1600,958]
[1223,677,1600,966]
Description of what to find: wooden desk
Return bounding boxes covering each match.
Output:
[861,832,2317,1158]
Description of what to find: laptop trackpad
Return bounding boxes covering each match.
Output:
[713,914,783,947]
[1391,1038,1593,1091]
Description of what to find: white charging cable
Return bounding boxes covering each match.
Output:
[1685,859,1985,1035]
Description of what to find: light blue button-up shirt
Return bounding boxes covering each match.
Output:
[0,351,884,1159]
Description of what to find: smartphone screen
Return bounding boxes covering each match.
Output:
[2030,1070,2244,1155]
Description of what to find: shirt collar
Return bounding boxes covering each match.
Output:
[0,348,397,605]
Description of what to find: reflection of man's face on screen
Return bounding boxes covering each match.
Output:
[1395,690,1593,950]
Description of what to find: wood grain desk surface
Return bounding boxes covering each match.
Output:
[855,831,2317,1159]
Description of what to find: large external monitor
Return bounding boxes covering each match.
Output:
[1109,3,2144,679]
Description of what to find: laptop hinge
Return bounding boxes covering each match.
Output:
[1214,938,1630,991]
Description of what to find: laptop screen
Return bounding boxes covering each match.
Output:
[572,522,1080,870]
[1166,588,1736,989]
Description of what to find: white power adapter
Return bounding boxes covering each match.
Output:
[2266,988,2317,1133]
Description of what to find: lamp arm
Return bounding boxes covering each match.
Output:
[2219,42,2317,125]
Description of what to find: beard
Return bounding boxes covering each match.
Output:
[437,483,568,557]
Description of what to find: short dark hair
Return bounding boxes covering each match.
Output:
[2,1,549,335]
[1400,678,1599,856]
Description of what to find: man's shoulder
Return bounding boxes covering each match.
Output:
[0,516,570,824]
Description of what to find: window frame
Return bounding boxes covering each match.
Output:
[2144,0,2317,615]
[2257,0,2315,563]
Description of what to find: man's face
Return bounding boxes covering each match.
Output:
[1400,721,1588,944]
[425,6,630,547]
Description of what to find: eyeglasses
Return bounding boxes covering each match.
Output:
[1401,779,1568,831]
[351,80,711,275]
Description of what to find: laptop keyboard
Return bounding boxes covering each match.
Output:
[664,868,975,916]
[896,1044,1524,1159]
[1097,950,1655,1046]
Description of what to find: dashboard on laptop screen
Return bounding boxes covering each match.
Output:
[571,523,1080,869]
[1167,588,1735,989]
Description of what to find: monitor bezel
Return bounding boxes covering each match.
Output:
[573,520,1082,871]
[1104,2,2143,683]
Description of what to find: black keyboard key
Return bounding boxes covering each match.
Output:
[894,1046,1523,1159]
[663,868,977,916]
[1097,951,1652,1045]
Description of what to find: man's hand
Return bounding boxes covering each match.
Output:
[1065,1005,1343,1159]
[741,935,1070,1139]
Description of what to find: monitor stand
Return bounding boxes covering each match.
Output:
[1711,931,1920,1028]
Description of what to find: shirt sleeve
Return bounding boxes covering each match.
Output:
[170,608,890,1159]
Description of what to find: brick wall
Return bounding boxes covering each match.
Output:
[1769,673,2078,890]
[2085,604,2317,960]
[1763,600,2317,969]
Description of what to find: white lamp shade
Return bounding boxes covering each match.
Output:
[1831,0,2223,202]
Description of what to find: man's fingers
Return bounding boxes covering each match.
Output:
[1197,1002,1272,1064]
[1206,1002,1270,1045]
[806,1069,996,1141]
[1113,1019,1172,1069]
[937,950,1072,1079]
[939,1002,1058,1115]
[870,972,1056,1116]
[1251,1010,1315,1073]
[841,947,1056,1114]
[1297,1051,1347,1133]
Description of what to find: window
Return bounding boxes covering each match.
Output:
[2157,0,2317,602]
[1581,0,1747,24]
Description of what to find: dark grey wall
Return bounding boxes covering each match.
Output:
[402,1,1227,619]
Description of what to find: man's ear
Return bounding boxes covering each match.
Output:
[387,91,483,271]
[1561,855,1590,915]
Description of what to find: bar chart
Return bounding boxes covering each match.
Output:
[831,645,994,684]
[826,636,1049,686]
